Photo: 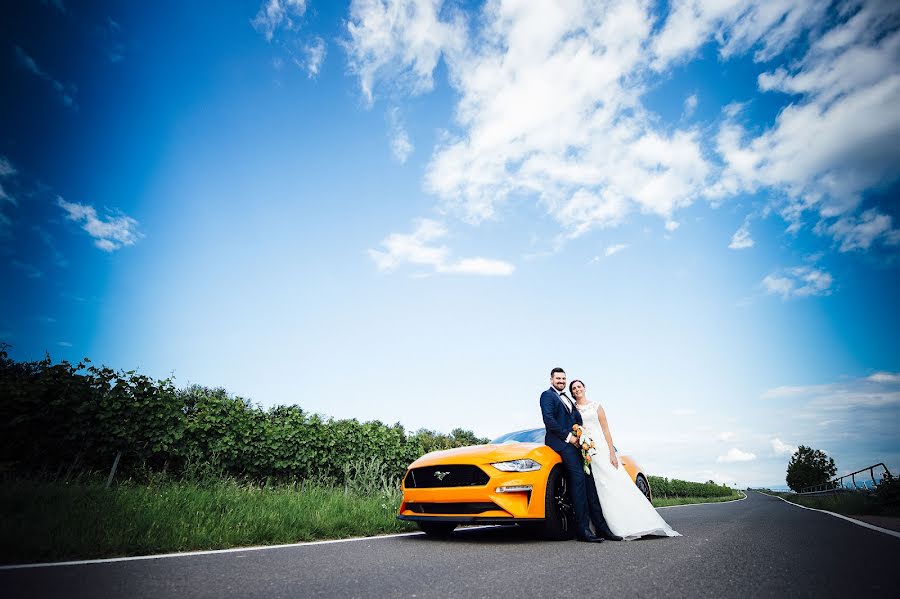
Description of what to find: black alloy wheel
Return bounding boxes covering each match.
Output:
[417,521,456,537]
[541,465,576,540]
[636,474,652,502]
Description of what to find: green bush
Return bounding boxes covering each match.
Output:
[647,476,734,498]
[0,348,484,486]
[409,427,491,454]
[874,471,900,508]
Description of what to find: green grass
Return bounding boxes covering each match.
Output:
[760,490,895,517]
[1,479,747,565]
[652,492,745,508]
[0,478,415,565]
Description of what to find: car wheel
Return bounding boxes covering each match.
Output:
[417,521,456,537]
[541,465,576,541]
[636,474,652,502]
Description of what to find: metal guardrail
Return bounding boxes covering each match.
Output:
[799,463,892,495]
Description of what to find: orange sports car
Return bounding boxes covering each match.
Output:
[397,427,652,538]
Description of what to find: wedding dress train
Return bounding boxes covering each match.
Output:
[578,401,681,540]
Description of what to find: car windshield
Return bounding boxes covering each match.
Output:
[491,428,545,444]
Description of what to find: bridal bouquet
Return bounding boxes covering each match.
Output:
[572,424,597,474]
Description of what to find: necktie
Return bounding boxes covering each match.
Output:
[560,392,572,412]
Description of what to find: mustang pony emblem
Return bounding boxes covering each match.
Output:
[434,471,450,481]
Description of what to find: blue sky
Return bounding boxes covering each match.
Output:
[2,0,899,487]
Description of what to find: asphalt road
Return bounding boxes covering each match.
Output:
[3,492,899,598]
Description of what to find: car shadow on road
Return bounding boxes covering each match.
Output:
[401,525,682,545]
[400,525,556,545]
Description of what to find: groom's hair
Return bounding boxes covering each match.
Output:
[550,367,565,377]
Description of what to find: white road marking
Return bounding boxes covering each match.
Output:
[0,531,424,571]
[655,491,747,509]
[0,524,505,571]
[758,491,900,539]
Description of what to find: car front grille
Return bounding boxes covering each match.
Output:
[404,465,490,488]
[405,502,500,515]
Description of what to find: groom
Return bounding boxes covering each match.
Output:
[540,367,620,543]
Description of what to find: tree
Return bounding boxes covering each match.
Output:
[786,445,837,492]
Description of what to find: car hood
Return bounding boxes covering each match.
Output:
[409,442,544,467]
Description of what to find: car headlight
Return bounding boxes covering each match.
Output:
[491,459,542,472]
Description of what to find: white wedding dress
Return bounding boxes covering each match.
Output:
[578,401,681,540]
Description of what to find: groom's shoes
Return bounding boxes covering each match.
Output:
[595,527,623,541]
[576,534,605,543]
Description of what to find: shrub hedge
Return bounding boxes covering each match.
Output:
[647,475,735,498]
[0,348,488,485]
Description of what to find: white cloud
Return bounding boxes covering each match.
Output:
[344,0,465,105]
[604,244,628,257]
[868,372,900,384]
[441,257,514,276]
[253,0,307,41]
[712,2,900,248]
[0,157,15,178]
[390,130,413,164]
[823,208,900,252]
[652,0,827,70]
[368,219,514,276]
[0,156,16,235]
[715,431,736,442]
[717,448,757,463]
[728,220,754,249]
[298,36,326,78]
[762,372,900,409]
[761,384,827,401]
[347,1,711,232]
[762,266,833,299]
[344,0,899,265]
[14,45,77,109]
[58,198,142,252]
[57,341,72,348]
[387,107,413,164]
[683,93,698,117]
[771,438,797,456]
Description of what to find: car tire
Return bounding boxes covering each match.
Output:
[636,474,652,502]
[541,465,576,541]
[417,521,456,537]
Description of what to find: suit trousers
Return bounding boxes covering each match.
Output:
[559,443,612,537]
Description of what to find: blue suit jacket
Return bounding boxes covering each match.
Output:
[540,387,582,453]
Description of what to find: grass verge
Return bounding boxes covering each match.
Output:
[0,478,414,565]
[652,492,745,508]
[761,490,897,517]
[2,480,745,565]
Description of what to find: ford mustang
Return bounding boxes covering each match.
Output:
[397,427,652,538]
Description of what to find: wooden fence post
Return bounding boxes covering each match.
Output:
[106,451,122,488]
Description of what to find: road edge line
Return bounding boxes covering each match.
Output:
[757,491,900,539]
[0,530,426,571]
[0,524,508,571]
[655,490,747,509]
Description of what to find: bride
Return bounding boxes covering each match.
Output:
[570,379,680,540]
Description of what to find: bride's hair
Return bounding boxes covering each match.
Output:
[568,380,584,395]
